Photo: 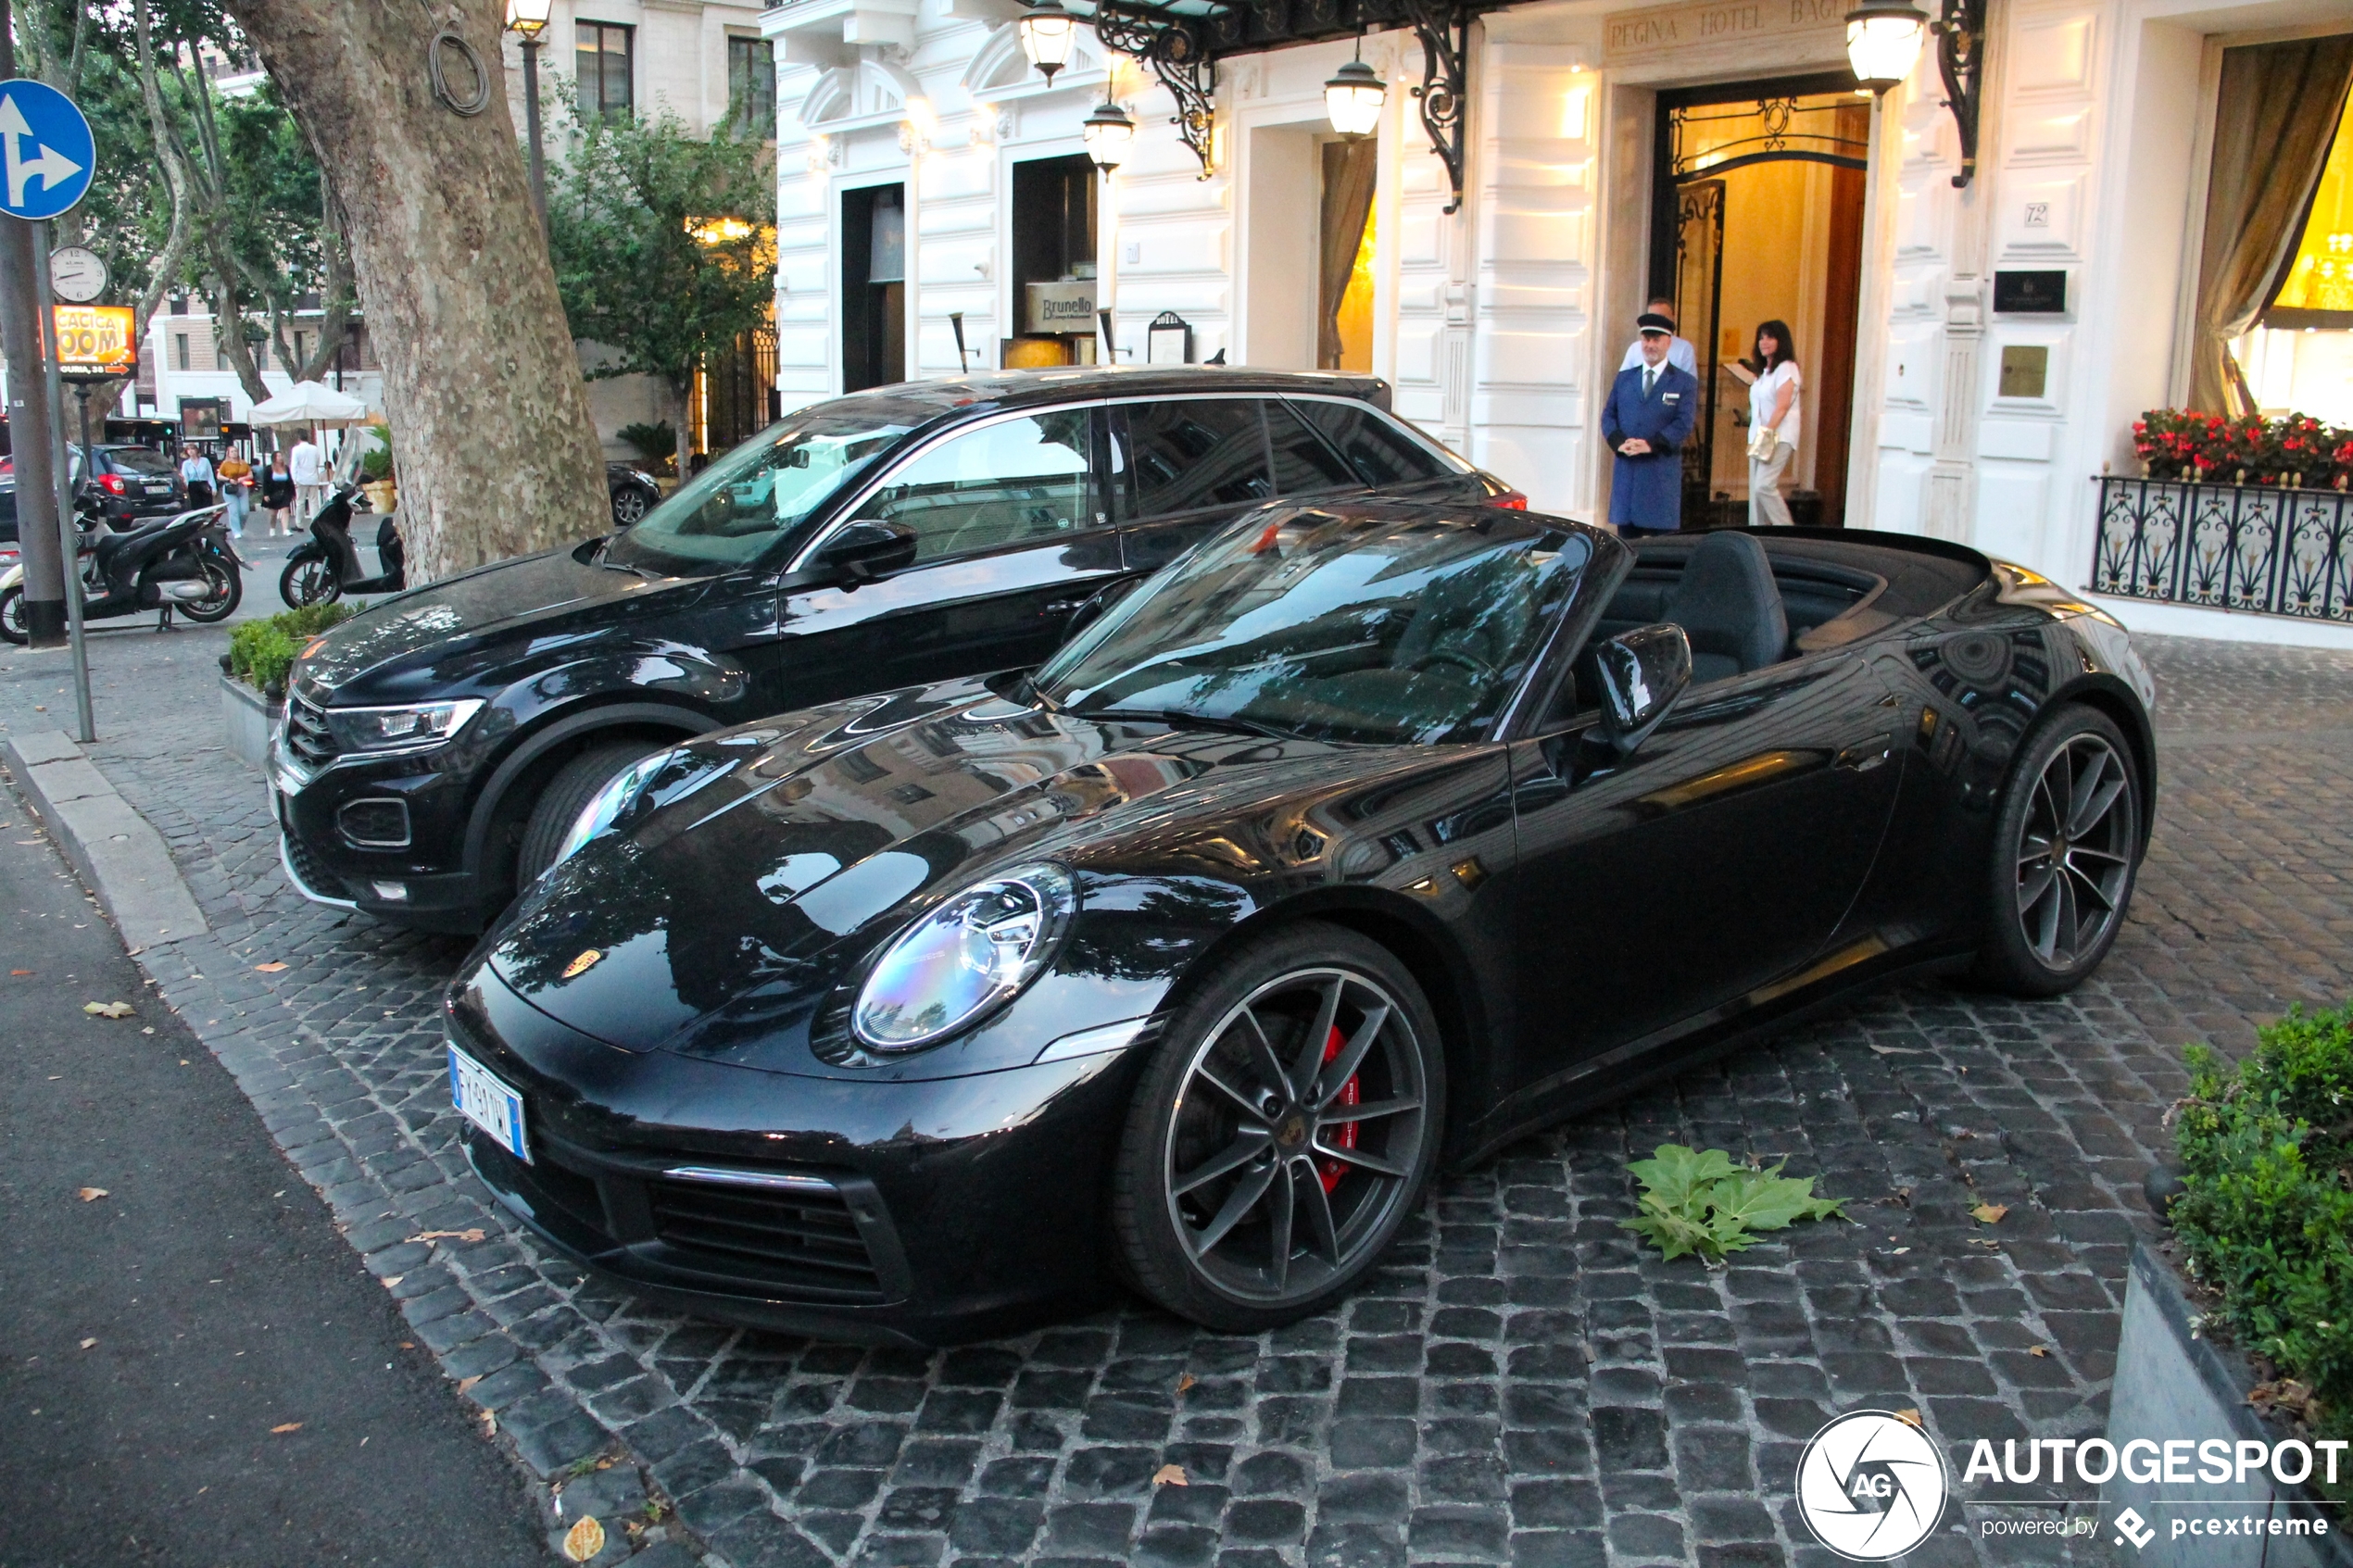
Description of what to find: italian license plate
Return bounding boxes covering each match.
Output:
[449,1045,530,1162]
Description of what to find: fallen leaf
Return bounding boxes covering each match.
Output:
[562,1516,607,1562]
[381,1275,403,1289]
[82,1001,135,1019]
[1176,1373,1196,1394]
[409,1228,487,1245]
[2029,1346,2050,1358]
[1891,1246,1911,1255]
[457,1375,482,1393]
[10,970,31,976]
[1894,1408,1924,1428]
[79,1337,97,1349]
[271,1422,303,1434]
[561,948,603,980]
[141,1027,155,1035]
[77,1187,107,1202]
[254,962,288,972]
[1151,1464,1189,1487]
[1970,1203,2009,1224]
[399,1341,416,1350]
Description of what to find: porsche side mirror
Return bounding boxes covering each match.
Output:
[812,520,919,587]
[1594,622,1692,757]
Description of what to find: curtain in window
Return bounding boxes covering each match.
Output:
[2189,35,2353,413]
[1317,140,1379,372]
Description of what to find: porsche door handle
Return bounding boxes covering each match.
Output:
[1043,598,1089,616]
[1835,740,1893,771]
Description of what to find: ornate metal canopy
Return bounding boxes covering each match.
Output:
[1056,0,1504,207]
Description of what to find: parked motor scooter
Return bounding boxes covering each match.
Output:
[280,482,406,607]
[0,504,245,645]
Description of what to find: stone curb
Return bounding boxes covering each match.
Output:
[2,728,209,953]
[0,743,723,1568]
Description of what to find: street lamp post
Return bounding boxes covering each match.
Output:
[506,0,553,231]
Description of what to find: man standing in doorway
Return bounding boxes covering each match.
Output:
[1617,296,1698,380]
[289,431,326,526]
[1603,313,1700,538]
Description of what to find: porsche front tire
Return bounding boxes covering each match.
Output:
[1972,704,2144,997]
[1111,923,1444,1332]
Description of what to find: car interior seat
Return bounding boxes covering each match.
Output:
[1661,531,1789,684]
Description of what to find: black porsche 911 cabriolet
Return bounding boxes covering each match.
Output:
[444,502,2155,1345]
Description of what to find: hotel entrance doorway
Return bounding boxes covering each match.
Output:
[1650,76,1869,528]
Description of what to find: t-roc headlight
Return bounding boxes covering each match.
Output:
[853,863,1077,1050]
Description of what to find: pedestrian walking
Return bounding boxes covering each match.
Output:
[1616,295,1698,380]
[216,450,252,537]
[289,432,326,526]
[262,453,296,536]
[180,445,217,509]
[1733,320,1802,528]
[1602,313,1700,538]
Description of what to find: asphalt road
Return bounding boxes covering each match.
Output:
[0,784,547,1568]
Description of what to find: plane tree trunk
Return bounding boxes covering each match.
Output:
[218,0,605,579]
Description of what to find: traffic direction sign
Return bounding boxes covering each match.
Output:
[0,79,94,220]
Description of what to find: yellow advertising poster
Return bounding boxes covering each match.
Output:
[53,304,138,379]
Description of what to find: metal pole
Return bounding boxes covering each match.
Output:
[522,38,547,233]
[31,223,94,743]
[0,0,67,649]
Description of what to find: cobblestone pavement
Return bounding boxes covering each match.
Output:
[3,622,2350,1568]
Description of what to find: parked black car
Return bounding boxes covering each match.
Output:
[608,462,662,527]
[72,444,186,525]
[444,506,2156,1344]
[275,369,1511,932]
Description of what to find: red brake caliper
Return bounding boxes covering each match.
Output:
[1316,1023,1360,1194]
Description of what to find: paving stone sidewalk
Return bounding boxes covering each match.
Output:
[3,623,2350,1568]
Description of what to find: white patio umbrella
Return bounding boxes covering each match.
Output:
[246,380,369,427]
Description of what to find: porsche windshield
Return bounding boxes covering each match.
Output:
[606,409,918,572]
[1035,507,1590,746]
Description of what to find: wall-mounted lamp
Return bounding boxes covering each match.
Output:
[1324,46,1386,139]
[1018,0,1077,83]
[1843,0,1925,90]
[1082,97,1136,169]
[1845,0,1983,187]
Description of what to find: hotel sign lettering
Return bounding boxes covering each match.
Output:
[1604,0,1846,61]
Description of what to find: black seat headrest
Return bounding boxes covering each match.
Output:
[1662,531,1788,684]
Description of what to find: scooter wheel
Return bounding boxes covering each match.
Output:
[0,586,28,646]
[281,555,342,609]
[176,555,244,624]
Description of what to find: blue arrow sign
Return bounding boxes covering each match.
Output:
[0,79,94,220]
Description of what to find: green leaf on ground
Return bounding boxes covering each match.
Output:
[1620,1145,1848,1262]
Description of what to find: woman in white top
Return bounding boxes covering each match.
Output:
[1741,320,1802,527]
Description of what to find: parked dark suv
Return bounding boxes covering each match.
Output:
[72,444,187,524]
[273,368,1515,931]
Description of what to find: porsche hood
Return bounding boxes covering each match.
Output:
[484,680,1368,1058]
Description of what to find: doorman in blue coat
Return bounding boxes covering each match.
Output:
[1603,313,1700,536]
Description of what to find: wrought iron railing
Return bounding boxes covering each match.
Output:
[2090,476,2353,625]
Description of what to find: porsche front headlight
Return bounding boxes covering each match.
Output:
[852,863,1077,1050]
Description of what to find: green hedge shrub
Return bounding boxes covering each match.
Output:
[2172,1002,2353,1496]
[228,602,359,694]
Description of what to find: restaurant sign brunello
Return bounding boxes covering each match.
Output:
[1604,0,1847,61]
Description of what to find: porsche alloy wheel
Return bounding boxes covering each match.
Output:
[1114,926,1441,1330]
[1976,706,2142,996]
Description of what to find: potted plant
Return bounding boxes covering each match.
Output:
[359,426,397,515]
[220,603,359,771]
[2106,1004,2353,1562]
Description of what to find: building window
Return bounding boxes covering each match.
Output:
[576,23,634,119]
[727,36,774,139]
[2193,34,2353,418]
[174,333,189,371]
[294,330,308,369]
